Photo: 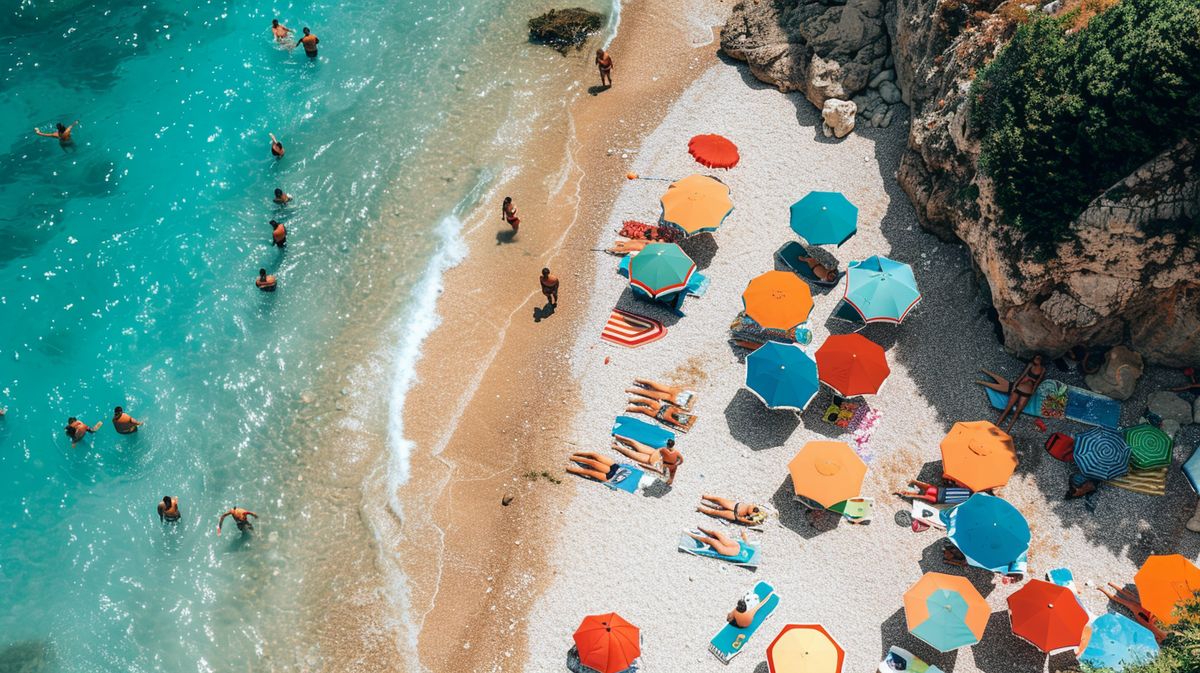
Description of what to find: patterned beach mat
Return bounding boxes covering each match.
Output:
[601,308,666,348]
[1107,466,1168,496]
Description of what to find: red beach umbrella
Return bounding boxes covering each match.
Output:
[573,612,641,673]
[688,134,740,169]
[1007,579,1089,652]
[814,333,890,396]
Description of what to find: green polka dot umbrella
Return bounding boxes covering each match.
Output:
[1123,424,1173,470]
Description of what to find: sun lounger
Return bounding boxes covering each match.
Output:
[612,415,676,448]
[777,242,841,287]
[879,646,945,673]
[831,497,874,524]
[677,532,761,568]
[709,581,778,664]
[604,464,647,493]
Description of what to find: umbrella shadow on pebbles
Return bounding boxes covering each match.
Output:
[723,388,800,450]
[613,287,685,328]
[879,607,961,672]
[770,478,841,539]
[914,538,997,599]
[678,233,719,270]
[971,611,1046,673]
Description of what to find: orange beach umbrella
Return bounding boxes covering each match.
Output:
[688,134,740,169]
[814,333,890,397]
[767,624,845,673]
[1006,579,1088,652]
[742,270,814,331]
[940,421,1018,492]
[1135,554,1200,626]
[573,612,641,673]
[659,174,733,236]
[904,572,989,652]
[788,441,867,509]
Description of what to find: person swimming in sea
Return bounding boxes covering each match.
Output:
[216,507,258,535]
[271,19,293,42]
[34,120,79,146]
[270,220,287,247]
[112,406,143,434]
[273,188,291,206]
[595,49,613,88]
[158,496,180,523]
[269,133,285,158]
[256,268,277,292]
[502,196,519,234]
[297,27,319,58]
[65,416,102,446]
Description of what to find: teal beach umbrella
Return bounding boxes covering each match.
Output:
[627,243,696,299]
[842,256,921,324]
[1077,613,1159,671]
[789,191,858,246]
[942,493,1031,574]
[745,341,820,411]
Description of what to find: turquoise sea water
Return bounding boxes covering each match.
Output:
[0,1,610,671]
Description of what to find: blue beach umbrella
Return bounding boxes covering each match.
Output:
[842,256,921,324]
[1077,613,1160,671]
[1183,445,1200,493]
[745,341,820,412]
[789,191,858,246]
[942,493,1031,574]
[1074,428,1131,481]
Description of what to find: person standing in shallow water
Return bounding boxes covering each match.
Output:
[595,49,613,88]
[158,496,180,522]
[540,268,559,307]
[65,416,102,446]
[256,268,277,291]
[269,133,285,158]
[270,219,287,247]
[273,188,291,206]
[271,19,293,42]
[112,406,143,434]
[502,196,520,234]
[297,27,319,58]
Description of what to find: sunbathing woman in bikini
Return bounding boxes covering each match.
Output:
[608,238,650,255]
[893,480,971,504]
[611,436,665,472]
[626,379,696,410]
[697,495,768,525]
[625,397,696,432]
[978,355,1046,431]
[501,196,519,234]
[796,256,838,283]
[728,590,774,628]
[565,451,619,482]
[687,526,750,558]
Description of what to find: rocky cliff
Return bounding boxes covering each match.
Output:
[720,0,1200,366]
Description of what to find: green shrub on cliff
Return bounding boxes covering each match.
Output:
[971,0,1200,245]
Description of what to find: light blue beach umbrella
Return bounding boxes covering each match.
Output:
[1077,613,1160,671]
[842,256,921,324]
[789,191,858,246]
[744,341,820,412]
[627,243,696,299]
[1183,445,1200,493]
[942,493,1031,574]
[1073,428,1131,481]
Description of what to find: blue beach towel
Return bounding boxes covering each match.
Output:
[677,533,761,568]
[686,271,710,297]
[604,464,646,493]
[1064,387,1121,429]
[612,415,675,448]
[709,581,778,664]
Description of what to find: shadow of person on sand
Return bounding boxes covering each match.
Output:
[533,302,556,322]
[587,84,611,96]
[496,229,517,245]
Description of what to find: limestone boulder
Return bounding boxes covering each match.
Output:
[822,99,857,138]
[1148,391,1194,425]
[1084,346,1144,400]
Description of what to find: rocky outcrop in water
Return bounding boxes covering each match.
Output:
[528,8,604,53]
[720,0,1200,365]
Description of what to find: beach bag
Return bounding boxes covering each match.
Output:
[1045,432,1074,462]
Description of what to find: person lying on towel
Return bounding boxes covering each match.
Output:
[625,397,696,432]
[697,495,767,525]
[611,436,682,485]
[625,378,696,409]
[728,589,775,628]
[893,480,971,504]
[565,452,620,483]
[687,527,752,562]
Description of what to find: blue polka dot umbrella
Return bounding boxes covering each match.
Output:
[1073,428,1131,481]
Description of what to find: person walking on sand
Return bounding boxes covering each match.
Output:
[112,406,143,434]
[273,188,291,206]
[269,133,285,158]
[216,507,258,535]
[35,120,79,146]
[595,49,613,88]
[539,268,558,306]
[158,496,180,523]
[256,268,277,292]
[271,19,293,42]
[502,196,520,234]
[65,416,102,446]
[297,27,319,58]
[270,219,287,247]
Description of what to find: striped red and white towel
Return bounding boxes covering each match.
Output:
[601,308,666,348]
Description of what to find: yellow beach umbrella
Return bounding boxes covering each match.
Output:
[767,624,845,673]
[659,174,733,236]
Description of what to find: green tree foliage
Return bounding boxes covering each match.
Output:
[971,0,1200,245]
